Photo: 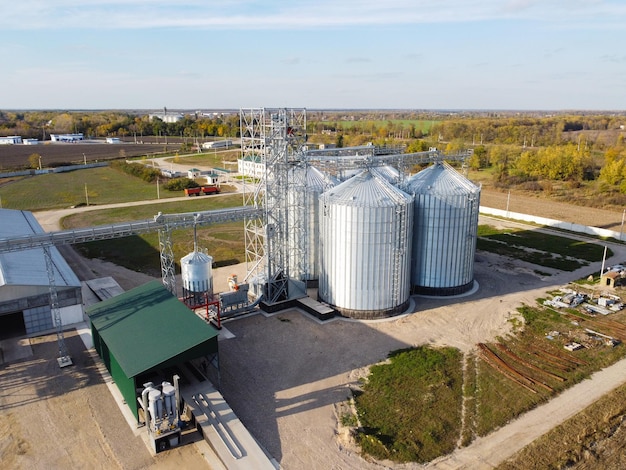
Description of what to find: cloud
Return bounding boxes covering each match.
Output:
[345,57,372,64]
[2,0,626,30]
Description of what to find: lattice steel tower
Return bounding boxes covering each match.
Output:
[240,108,307,305]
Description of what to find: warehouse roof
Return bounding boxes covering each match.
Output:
[86,280,219,378]
[0,209,80,291]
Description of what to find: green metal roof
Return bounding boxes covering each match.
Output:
[86,280,219,378]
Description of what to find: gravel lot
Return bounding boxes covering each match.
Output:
[2,192,625,469]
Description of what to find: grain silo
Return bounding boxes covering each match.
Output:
[180,250,213,307]
[406,161,481,295]
[288,165,337,284]
[318,169,413,319]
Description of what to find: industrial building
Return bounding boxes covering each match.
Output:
[86,280,220,423]
[0,209,82,339]
[0,135,23,144]
[50,133,84,142]
[202,139,232,149]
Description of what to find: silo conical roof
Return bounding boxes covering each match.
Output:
[325,169,411,207]
[408,161,480,198]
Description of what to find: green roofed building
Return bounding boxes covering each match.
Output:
[86,280,219,421]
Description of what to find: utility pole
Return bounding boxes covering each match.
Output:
[620,209,625,241]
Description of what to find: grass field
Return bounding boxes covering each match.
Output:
[62,195,246,274]
[498,381,626,469]
[345,299,626,464]
[477,225,611,272]
[162,149,240,170]
[352,346,463,463]
[0,166,185,211]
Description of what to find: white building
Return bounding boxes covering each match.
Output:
[187,168,202,179]
[50,133,84,142]
[205,172,219,185]
[237,155,265,178]
[202,140,232,149]
[0,136,22,145]
[23,138,39,145]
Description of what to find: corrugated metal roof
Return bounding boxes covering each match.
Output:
[371,165,401,184]
[0,209,80,288]
[86,280,219,378]
[407,162,480,196]
[307,166,338,190]
[323,169,412,207]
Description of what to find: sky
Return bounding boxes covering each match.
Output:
[1,0,625,111]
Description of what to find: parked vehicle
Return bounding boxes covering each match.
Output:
[184,186,221,197]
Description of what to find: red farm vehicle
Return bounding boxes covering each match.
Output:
[184,186,221,197]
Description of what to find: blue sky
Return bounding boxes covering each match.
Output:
[1,0,625,110]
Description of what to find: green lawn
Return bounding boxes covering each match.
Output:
[0,166,182,211]
[162,149,240,169]
[353,346,463,463]
[62,195,246,274]
[477,225,610,271]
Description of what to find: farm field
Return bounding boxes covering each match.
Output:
[0,141,182,170]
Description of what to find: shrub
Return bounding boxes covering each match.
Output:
[163,178,199,191]
[110,160,161,183]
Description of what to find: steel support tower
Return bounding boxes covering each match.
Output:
[240,108,307,304]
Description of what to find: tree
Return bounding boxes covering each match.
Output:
[28,153,42,169]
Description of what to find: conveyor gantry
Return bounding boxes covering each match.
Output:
[0,206,262,254]
[0,205,262,368]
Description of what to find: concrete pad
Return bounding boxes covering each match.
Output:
[0,337,33,364]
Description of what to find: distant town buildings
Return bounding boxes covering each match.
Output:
[148,107,185,123]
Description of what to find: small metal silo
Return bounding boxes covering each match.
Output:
[319,169,413,319]
[288,165,337,283]
[406,161,481,295]
[181,250,213,306]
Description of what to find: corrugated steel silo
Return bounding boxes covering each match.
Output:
[181,250,213,304]
[288,166,337,283]
[319,169,413,319]
[406,161,481,295]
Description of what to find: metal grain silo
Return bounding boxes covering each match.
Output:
[181,250,213,305]
[406,161,481,295]
[288,165,337,283]
[319,169,413,319]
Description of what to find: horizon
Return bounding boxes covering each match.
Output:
[1,1,625,111]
